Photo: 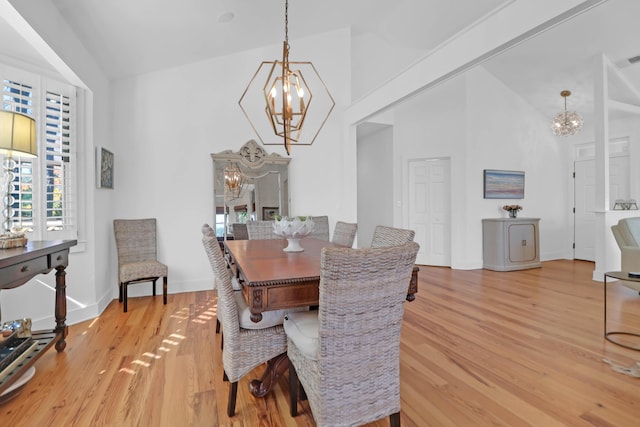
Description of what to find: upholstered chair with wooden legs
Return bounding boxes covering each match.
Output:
[331,221,357,247]
[370,225,415,248]
[611,218,640,293]
[285,242,420,427]
[113,218,168,313]
[201,224,287,417]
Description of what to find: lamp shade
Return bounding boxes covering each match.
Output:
[0,110,37,157]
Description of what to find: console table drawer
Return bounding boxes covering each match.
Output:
[50,250,69,268]
[3,257,48,285]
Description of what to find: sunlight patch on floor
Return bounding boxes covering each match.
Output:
[143,352,161,360]
[116,294,217,379]
[132,359,150,368]
[191,300,218,324]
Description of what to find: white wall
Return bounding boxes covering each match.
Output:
[391,66,570,270]
[351,31,424,103]
[393,74,468,267]
[466,66,570,264]
[356,125,394,248]
[109,29,351,298]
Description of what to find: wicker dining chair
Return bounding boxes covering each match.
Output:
[331,221,357,247]
[309,215,330,241]
[246,220,279,240]
[284,242,420,427]
[370,225,415,248]
[113,218,168,313]
[232,223,249,240]
[201,224,287,417]
[202,224,235,339]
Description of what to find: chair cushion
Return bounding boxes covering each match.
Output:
[283,311,319,360]
[120,261,168,283]
[620,218,640,246]
[233,292,290,330]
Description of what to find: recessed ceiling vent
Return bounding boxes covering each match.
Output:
[628,55,640,64]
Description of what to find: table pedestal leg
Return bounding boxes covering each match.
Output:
[249,353,289,397]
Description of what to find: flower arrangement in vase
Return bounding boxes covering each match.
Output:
[503,204,523,218]
[272,216,315,252]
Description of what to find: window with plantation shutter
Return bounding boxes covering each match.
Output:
[1,66,77,240]
[44,90,73,232]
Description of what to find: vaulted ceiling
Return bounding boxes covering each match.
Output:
[1,0,639,126]
[47,0,506,80]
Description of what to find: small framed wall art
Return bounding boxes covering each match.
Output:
[262,207,279,220]
[483,169,524,199]
[96,147,114,189]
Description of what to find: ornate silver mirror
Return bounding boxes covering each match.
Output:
[211,140,290,239]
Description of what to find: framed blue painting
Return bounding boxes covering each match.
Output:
[483,169,524,199]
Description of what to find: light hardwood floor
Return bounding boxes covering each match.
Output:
[2,260,640,426]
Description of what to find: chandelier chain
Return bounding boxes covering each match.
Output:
[284,0,289,47]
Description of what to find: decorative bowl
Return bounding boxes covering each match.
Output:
[272,217,315,252]
[0,235,27,249]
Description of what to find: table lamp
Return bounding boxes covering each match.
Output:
[0,111,36,234]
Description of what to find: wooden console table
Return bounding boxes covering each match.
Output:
[0,240,77,394]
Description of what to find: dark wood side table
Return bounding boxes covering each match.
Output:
[603,271,640,351]
[0,240,77,394]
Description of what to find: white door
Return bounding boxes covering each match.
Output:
[408,158,451,266]
[574,160,596,261]
[574,155,629,261]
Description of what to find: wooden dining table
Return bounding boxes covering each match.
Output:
[224,237,419,397]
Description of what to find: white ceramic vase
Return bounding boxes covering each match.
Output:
[272,217,315,252]
[284,238,304,252]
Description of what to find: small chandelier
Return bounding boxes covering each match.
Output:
[551,90,583,136]
[239,0,334,155]
[224,163,246,200]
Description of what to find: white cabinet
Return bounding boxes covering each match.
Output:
[482,218,541,271]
